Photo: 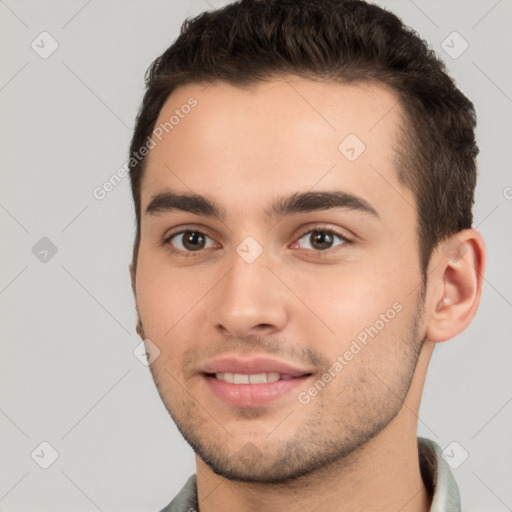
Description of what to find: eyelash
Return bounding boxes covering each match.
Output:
[162,225,354,258]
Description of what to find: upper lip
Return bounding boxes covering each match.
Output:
[201,356,313,377]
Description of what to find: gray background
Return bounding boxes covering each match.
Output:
[1,0,511,510]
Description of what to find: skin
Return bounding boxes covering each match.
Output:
[130,77,485,512]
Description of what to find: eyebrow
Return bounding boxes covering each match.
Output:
[145,189,379,221]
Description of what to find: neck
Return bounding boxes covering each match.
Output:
[196,342,435,512]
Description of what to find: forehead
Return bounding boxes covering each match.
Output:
[141,77,412,222]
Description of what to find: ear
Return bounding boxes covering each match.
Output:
[425,229,486,343]
[129,262,146,339]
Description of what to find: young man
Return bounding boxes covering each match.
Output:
[128,1,485,510]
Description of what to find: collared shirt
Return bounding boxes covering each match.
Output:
[159,437,460,512]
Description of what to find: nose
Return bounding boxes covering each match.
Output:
[206,249,289,339]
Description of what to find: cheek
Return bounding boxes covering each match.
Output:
[135,250,202,339]
[289,257,418,354]
[297,271,374,335]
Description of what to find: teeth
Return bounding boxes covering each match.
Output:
[266,372,280,383]
[215,372,290,384]
[249,373,267,384]
[233,373,249,384]
[221,372,234,383]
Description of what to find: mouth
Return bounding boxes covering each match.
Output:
[200,357,314,407]
[212,372,295,384]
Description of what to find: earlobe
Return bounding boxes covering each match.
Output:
[426,229,486,343]
[136,319,146,339]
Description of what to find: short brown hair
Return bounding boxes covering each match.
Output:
[128,0,478,274]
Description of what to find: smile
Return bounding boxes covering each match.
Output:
[213,372,295,384]
[200,355,314,407]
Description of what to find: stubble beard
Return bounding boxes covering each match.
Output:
[148,302,425,485]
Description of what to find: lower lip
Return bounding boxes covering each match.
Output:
[203,374,310,407]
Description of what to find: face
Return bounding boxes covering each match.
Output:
[133,77,427,482]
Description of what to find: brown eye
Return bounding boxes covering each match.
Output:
[310,231,334,250]
[296,229,347,251]
[183,231,205,251]
[168,230,214,252]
